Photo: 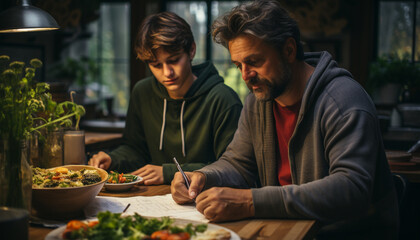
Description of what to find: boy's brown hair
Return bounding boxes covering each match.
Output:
[135,11,194,62]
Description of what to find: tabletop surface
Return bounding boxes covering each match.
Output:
[81,120,125,133]
[84,131,123,145]
[29,185,318,240]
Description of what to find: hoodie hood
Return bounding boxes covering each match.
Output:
[151,61,225,157]
[301,51,353,113]
[151,61,224,100]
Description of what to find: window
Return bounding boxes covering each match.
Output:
[167,1,249,101]
[377,1,420,61]
[63,2,130,116]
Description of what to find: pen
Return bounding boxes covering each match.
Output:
[122,203,131,213]
[172,157,190,189]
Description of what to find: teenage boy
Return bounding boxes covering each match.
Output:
[89,12,242,185]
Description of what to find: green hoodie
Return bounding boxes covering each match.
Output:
[108,62,243,184]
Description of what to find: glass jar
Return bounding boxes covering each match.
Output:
[63,130,86,165]
[0,138,32,213]
[34,129,63,168]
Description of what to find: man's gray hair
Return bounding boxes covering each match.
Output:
[212,0,304,60]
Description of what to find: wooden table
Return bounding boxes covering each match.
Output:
[84,131,123,156]
[29,185,318,240]
[81,120,125,133]
[84,132,123,146]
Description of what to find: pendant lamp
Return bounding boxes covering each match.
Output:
[0,0,59,33]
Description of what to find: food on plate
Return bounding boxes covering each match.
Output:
[107,171,138,184]
[61,211,208,239]
[195,229,232,240]
[32,166,102,188]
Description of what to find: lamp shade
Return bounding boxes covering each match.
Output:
[0,0,59,33]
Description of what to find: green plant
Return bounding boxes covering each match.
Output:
[48,56,98,88]
[0,55,86,141]
[31,98,85,133]
[367,56,420,95]
[0,55,47,141]
[0,56,45,210]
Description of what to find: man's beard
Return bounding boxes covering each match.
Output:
[247,59,292,101]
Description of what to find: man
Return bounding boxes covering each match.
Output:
[89,12,242,185]
[171,0,398,238]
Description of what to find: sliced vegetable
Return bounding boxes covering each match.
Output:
[151,230,170,239]
[167,232,190,240]
[66,220,88,230]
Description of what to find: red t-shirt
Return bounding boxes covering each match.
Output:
[273,100,301,186]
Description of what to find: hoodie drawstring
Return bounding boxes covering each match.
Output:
[180,100,186,157]
[159,98,167,151]
[159,99,186,157]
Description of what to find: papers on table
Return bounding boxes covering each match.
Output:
[84,194,208,223]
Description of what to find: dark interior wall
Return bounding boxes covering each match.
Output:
[129,0,161,91]
[277,0,376,87]
[347,0,376,87]
[130,0,148,91]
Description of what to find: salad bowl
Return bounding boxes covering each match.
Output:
[104,172,142,192]
[31,165,108,220]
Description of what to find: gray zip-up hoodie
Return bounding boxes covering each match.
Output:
[199,51,399,238]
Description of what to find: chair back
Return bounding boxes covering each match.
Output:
[392,173,407,206]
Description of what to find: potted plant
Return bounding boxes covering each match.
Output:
[30,94,85,168]
[47,56,99,104]
[0,55,45,211]
[366,56,420,105]
[0,55,85,211]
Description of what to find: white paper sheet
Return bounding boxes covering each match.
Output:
[84,194,208,223]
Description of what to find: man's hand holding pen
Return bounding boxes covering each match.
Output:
[171,171,255,222]
[171,171,206,204]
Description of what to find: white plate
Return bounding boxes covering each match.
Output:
[104,176,142,192]
[45,218,240,240]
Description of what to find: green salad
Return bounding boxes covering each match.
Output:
[107,171,138,184]
[63,211,208,240]
[32,166,102,188]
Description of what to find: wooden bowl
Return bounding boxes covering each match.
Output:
[32,165,108,220]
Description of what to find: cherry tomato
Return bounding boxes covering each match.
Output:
[151,230,170,239]
[120,177,126,183]
[66,220,88,230]
[167,232,190,240]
